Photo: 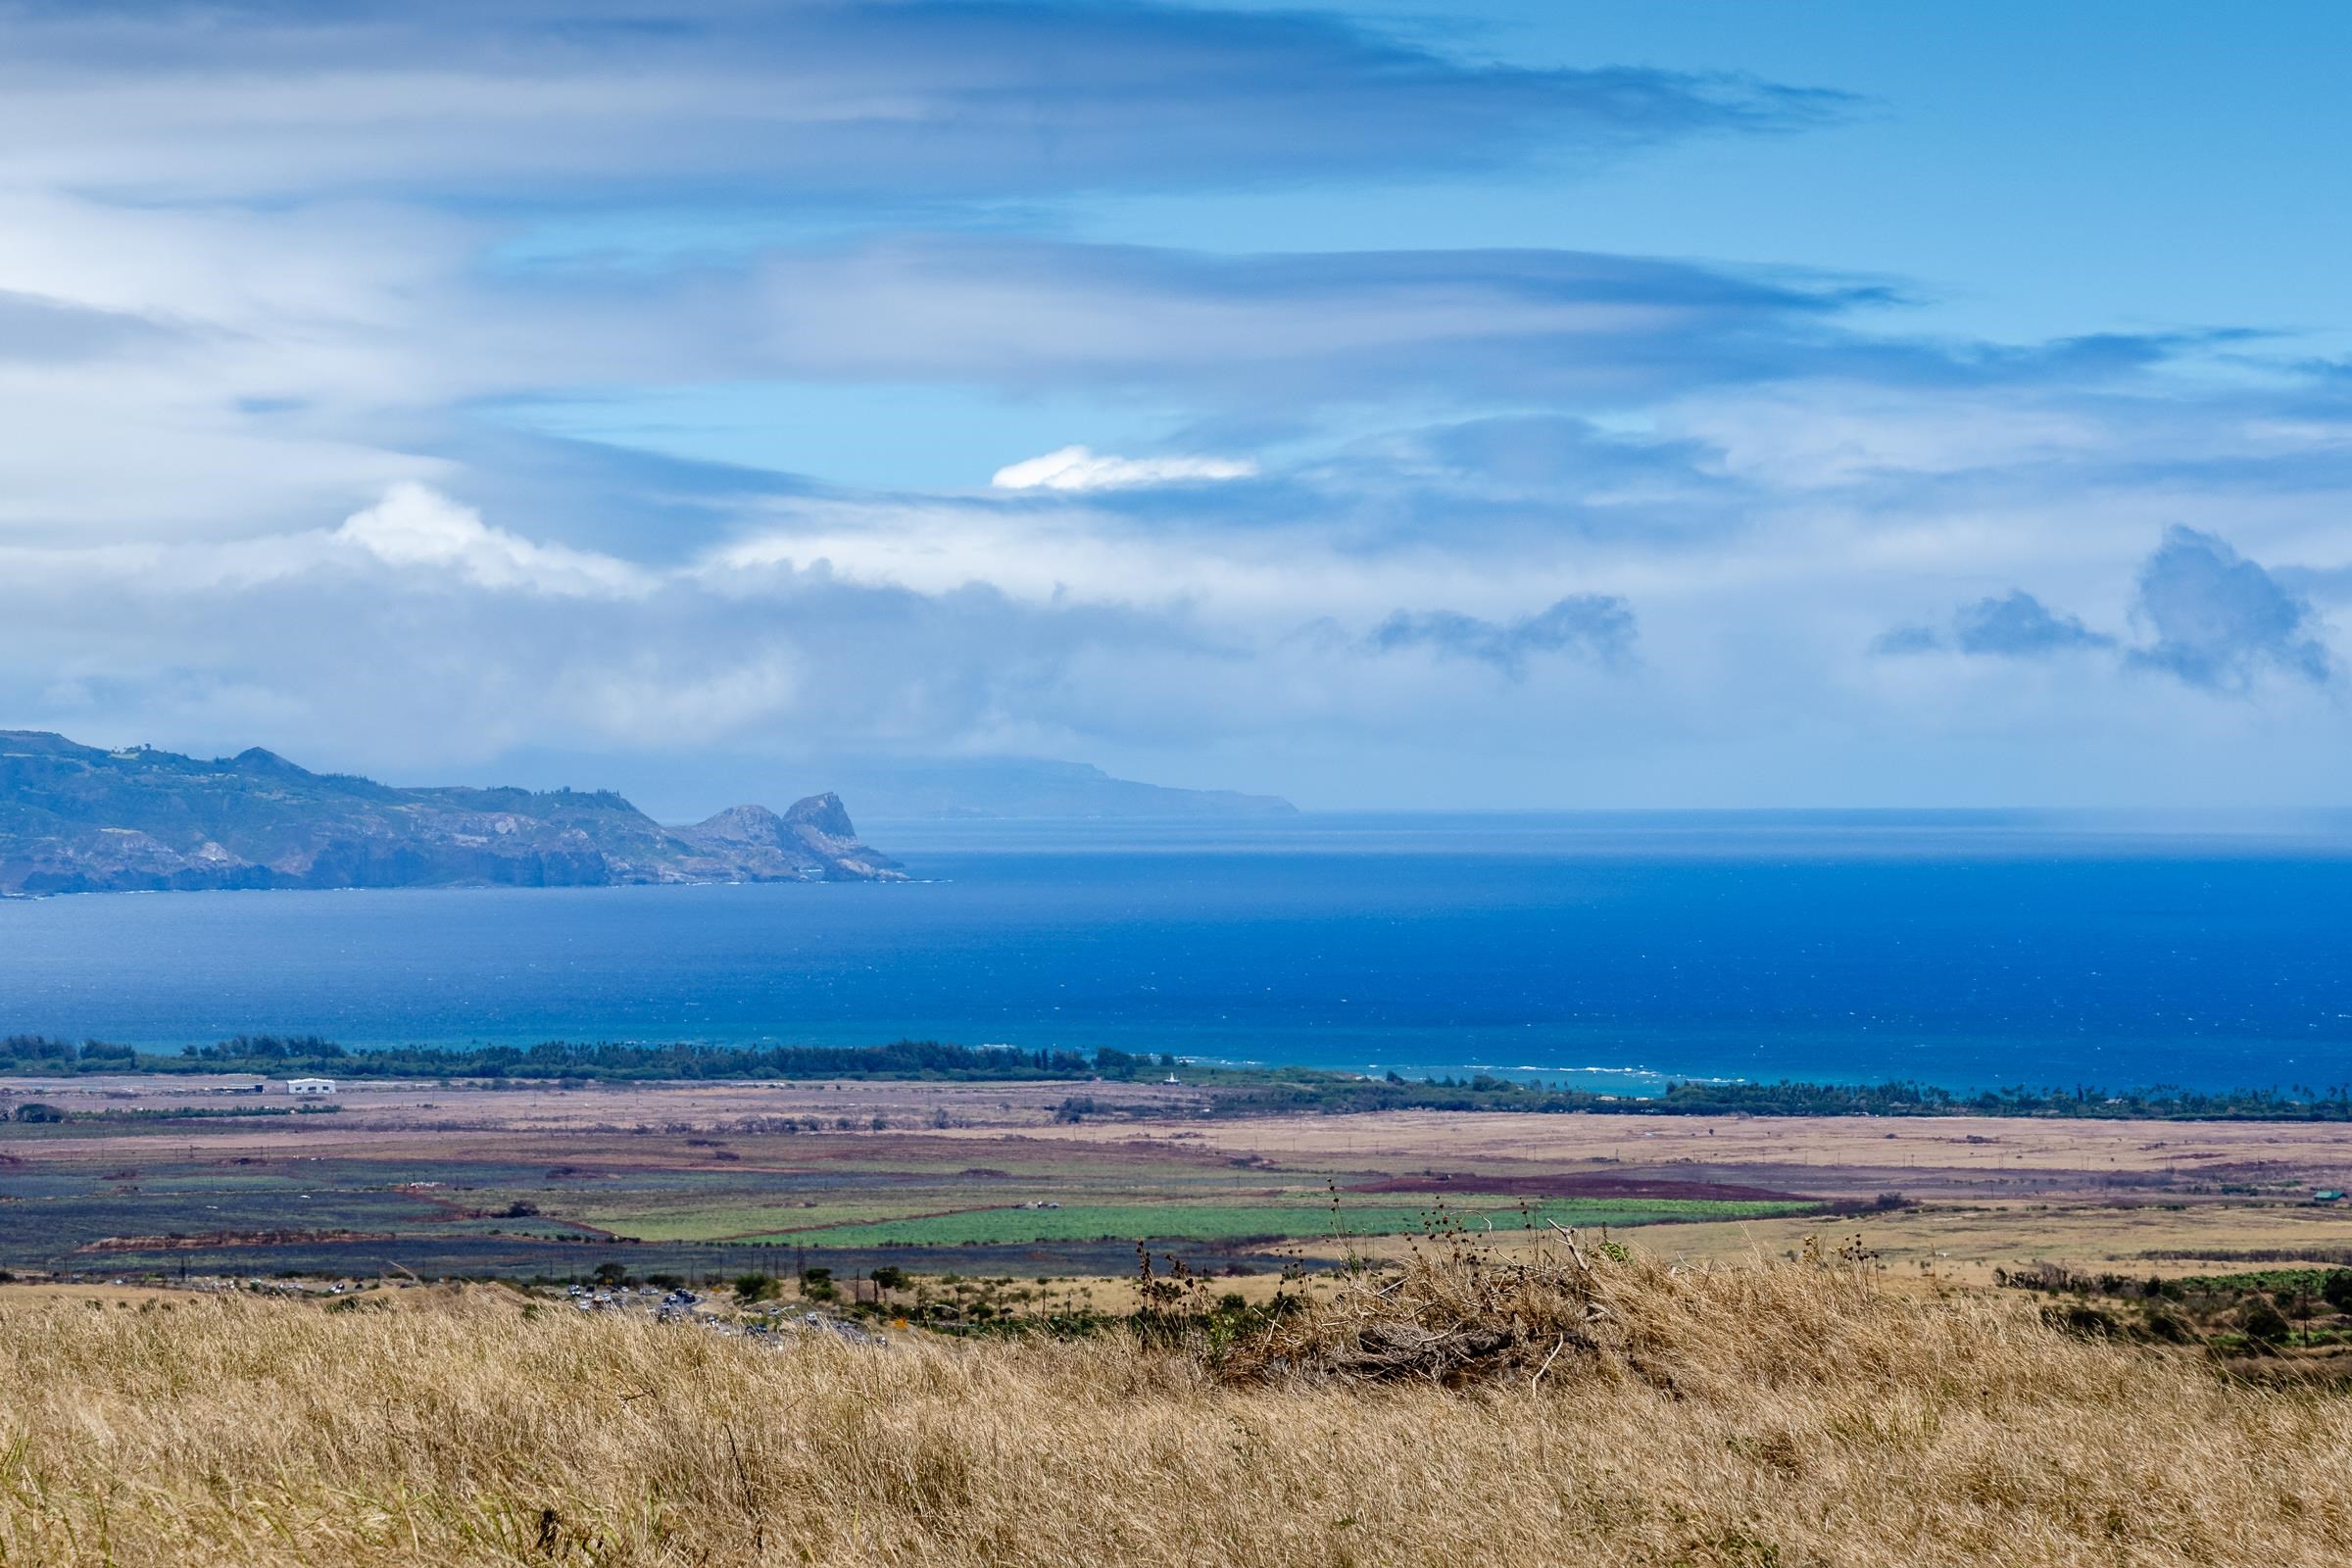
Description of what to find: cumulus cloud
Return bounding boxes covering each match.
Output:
[1369,596,1637,677]
[1878,590,2114,658]
[1954,591,2114,656]
[332,484,650,599]
[991,446,1257,492]
[0,494,1217,771]
[1864,624,1938,658]
[1871,532,2340,701]
[2129,526,2332,690]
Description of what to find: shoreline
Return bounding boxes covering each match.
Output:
[7,1042,2352,1123]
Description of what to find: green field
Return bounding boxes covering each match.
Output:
[776,1197,1817,1247]
[571,1200,957,1242]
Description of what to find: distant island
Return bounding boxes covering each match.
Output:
[809,756,1298,821]
[546,750,1302,822]
[0,731,904,896]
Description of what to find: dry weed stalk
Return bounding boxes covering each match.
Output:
[1215,1222,1898,1391]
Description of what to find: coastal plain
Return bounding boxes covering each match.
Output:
[5,1074,2348,1288]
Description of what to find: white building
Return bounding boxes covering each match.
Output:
[286,1078,336,1096]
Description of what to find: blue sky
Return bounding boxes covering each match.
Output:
[0,0,2347,808]
[1173,2,2352,347]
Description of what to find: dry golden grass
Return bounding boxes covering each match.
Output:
[1327,1200,2352,1289]
[4,1255,2348,1567]
[1127,1106,2352,1182]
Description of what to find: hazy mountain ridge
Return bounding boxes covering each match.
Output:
[0,732,903,896]
[816,757,1298,821]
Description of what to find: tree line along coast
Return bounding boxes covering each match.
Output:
[5,1034,2350,1122]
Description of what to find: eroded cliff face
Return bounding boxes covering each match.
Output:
[0,731,905,896]
[667,797,906,884]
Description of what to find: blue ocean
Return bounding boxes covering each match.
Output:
[4,811,2350,1095]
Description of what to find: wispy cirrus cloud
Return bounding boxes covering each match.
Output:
[735,237,1884,403]
[0,288,179,363]
[0,1,1849,203]
[0,222,1892,547]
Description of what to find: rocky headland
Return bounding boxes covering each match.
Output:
[0,731,904,896]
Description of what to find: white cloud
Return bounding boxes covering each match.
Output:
[1,470,2346,808]
[991,446,1258,492]
[699,494,1595,619]
[332,483,650,599]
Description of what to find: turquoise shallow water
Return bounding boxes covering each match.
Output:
[3,811,2349,1093]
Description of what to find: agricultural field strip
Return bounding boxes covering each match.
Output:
[567,1200,971,1243]
[0,1184,1808,1250]
[6,1116,1834,1257]
[753,1198,1817,1248]
[29,1095,2338,1271]
[557,1194,1247,1242]
[553,1176,1819,1242]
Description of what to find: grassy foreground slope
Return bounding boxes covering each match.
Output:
[3,1255,2347,1566]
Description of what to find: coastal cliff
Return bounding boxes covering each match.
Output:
[0,731,904,896]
